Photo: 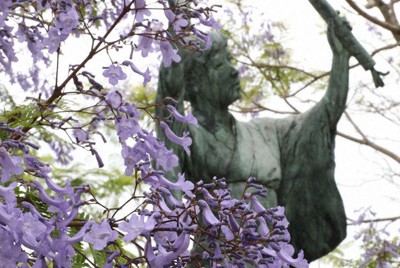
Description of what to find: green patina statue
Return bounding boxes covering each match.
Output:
[156,21,350,261]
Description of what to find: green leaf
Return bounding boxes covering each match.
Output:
[90,245,108,267]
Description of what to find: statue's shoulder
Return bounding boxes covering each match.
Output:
[272,101,334,132]
[250,114,298,135]
[248,112,322,146]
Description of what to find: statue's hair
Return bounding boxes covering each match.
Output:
[157,31,228,102]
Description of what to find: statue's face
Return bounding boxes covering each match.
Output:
[207,49,241,107]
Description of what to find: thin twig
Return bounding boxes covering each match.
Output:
[337,131,400,164]
[345,0,400,33]
[347,215,400,225]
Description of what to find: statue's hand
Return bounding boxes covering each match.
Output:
[327,18,351,59]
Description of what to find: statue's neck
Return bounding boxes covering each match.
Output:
[192,105,235,133]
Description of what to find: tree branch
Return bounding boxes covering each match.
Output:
[347,215,400,225]
[45,4,133,105]
[337,131,400,164]
[345,0,400,34]
[238,60,318,79]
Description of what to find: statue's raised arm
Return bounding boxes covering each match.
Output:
[156,18,354,261]
[275,19,350,261]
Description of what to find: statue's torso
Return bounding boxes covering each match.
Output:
[187,118,281,189]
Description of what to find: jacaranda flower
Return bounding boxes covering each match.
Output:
[103,64,127,86]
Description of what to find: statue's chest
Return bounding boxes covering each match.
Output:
[188,122,281,188]
[189,125,236,179]
[230,121,281,188]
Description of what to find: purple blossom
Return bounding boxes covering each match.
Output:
[73,128,89,143]
[49,140,74,165]
[137,31,154,57]
[146,232,191,267]
[0,182,17,206]
[276,243,308,268]
[228,213,240,233]
[17,212,52,253]
[153,146,179,171]
[21,26,45,63]
[153,221,179,248]
[121,143,148,176]
[55,7,79,35]
[155,195,174,215]
[0,147,24,183]
[33,181,71,215]
[103,64,127,86]
[119,214,156,242]
[0,229,28,267]
[43,176,74,197]
[193,11,220,30]
[221,225,235,241]
[132,0,151,22]
[128,129,179,171]
[192,28,212,50]
[0,184,20,225]
[160,40,181,67]
[104,250,120,268]
[213,242,222,259]
[23,154,51,179]
[43,28,68,53]
[152,173,194,194]
[116,117,140,141]
[163,7,188,32]
[122,60,151,86]
[198,200,221,226]
[83,220,118,250]
[172,14,188,32]
[158,186,184,209]
[167,105,198,126]
[159,121,192,155]
[251,195,267,214]
[163,7,175,23]
[105,90,122,108]
[257,216,270,237]
[16,73,33,91]
[274,206,290,237]
[0,23,17,74]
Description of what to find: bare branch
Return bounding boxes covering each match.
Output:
[238,60,318,79]
[230,103,298,115]
[337,131,400,164]
[347,215,400,225]
[371,41,400,56]
[344,111,368,140]
[345,0,400,34]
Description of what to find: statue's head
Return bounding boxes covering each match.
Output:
[158,31,241,109]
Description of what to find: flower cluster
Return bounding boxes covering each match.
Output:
[1,0,219,93]
[0,165,90,267]
[352,210,400,267]
[1,119,308,267]
[140,176,308,267]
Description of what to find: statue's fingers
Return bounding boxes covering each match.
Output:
[327,19,340,51]
[338,16,352,31]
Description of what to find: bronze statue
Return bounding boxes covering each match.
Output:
[156,21,350,261]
